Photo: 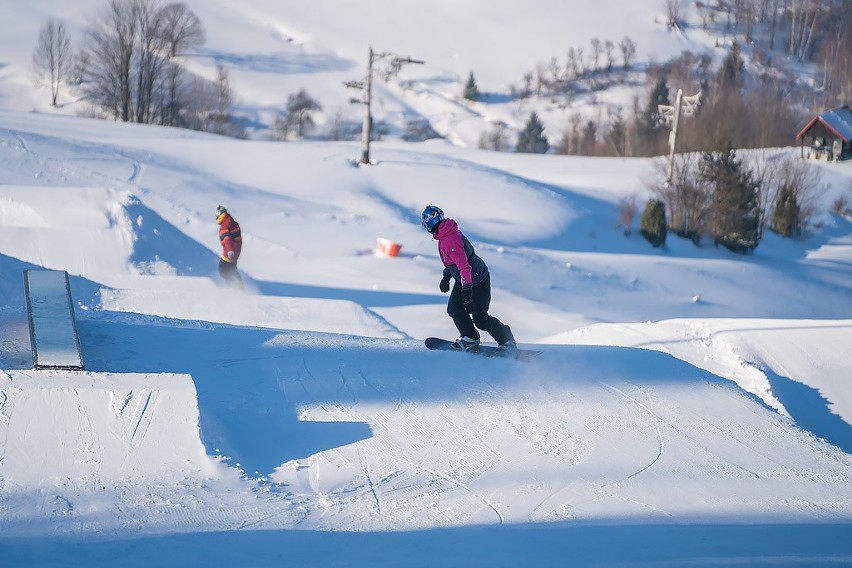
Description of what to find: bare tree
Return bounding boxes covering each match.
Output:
[133,0,167,124]
[831,192,851,217]
[547,57,561,94]
[83,0,142,121]
[788,0,845,62]
[566,47,580,78]
[534,63,547,96]
[326,110,349,142]
[695,1,716,29]
[179,73,216,130]
[767,156,826,237]
[32,18,73,106]
[650,154,712,241]
[746,150,780,239]
[618,195,640,236]
[521,71,534,98]
[555,113,583,155]
[159,2,205,126]
[619,37,637,70]
[207,63,245,138]
[604,40,616,72]
[590,37,603,71]
[478,123,510,152]
[80,0,206,126]
[665,0,685,30]
[272,88,322,140]
[159,2,205,58]
[818,4,852,106]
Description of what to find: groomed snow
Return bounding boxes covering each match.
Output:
[1,1,851,566]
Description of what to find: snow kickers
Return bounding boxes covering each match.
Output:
[425,337,542,362]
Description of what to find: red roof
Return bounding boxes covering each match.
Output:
[796,105,852,142]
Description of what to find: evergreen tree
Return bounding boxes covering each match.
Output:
[516,112,550,154]
[717,42,745,92]
[636,76,670,154]
[463,71,480,102]
[698,145,760,253]
[771,183,801,237]
[640,199,667,247]
[605,108,627,156]
[580,120,598,155]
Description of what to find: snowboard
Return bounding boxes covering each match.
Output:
[425,337,542,362]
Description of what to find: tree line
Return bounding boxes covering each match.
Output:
[32,0,851,155]
[637,145,826,253]
[555,0,852,159]
[32,0,249,136]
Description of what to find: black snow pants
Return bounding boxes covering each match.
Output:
[218,258,243,287]
[447,273,513,345]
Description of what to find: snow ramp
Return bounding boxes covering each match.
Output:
[0,371,221,486]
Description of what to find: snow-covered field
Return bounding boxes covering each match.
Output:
[1,2,851,566]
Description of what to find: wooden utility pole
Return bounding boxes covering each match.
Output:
[658,89,701,183]
[359,46,375,165]
[345,46,424,165]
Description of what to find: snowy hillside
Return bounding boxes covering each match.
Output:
[8,0,720,146]
[2,1,852,567]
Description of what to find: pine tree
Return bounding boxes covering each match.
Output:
[580,120,598,156]
[463,71,480,102]
[605,109,627,156]
[699,145,760,253]
[516,113,550,153]
[636,76,670,155]
[717,42,745,92]
[640,199,667,247]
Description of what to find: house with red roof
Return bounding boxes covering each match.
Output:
[796,105,852,162]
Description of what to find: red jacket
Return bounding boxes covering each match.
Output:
[218,213,242,262]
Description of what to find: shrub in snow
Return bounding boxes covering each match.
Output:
[640,199,667,248]
[402,118,441,142]
[771,183,801,238]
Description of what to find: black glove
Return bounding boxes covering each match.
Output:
[439,274,451,293]
[462,284,474,312]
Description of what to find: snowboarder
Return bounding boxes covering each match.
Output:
[421,205,516,354]
[216,205,243,286]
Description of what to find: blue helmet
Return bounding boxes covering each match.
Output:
[421,205,444,233]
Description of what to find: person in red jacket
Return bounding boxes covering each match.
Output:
[421,205,516,354]
[216,205,243,286]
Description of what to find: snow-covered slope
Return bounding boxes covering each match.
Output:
[7,0,718,146]
[1,105,851,567]
[1,1,851,566]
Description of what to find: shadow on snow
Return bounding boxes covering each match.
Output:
[4,520,851,567]
[76,313,821,481]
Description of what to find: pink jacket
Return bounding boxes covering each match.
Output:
[433,218,487,287]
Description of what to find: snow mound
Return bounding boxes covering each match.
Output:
[0,186,137,279]
[0,371,220,486]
